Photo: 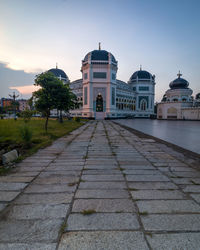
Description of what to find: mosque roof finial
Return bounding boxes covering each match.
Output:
[177,70,182,78]
[99,42,101,50]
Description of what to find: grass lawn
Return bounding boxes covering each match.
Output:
[0,118,86,167]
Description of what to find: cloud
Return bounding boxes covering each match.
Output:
[0,62,39,98]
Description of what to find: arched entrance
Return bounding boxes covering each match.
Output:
[96,94,103,112]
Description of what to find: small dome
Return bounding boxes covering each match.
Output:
[169,72,189,89]
[129,69,153,82]
[83,49,117,63]
[48,68,69,81]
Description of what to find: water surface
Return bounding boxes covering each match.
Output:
[116,119,200,155]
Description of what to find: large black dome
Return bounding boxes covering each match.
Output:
[169,73,189,89]
[83,50,117,63]
[48,68,69,81]
[129,70,153,82]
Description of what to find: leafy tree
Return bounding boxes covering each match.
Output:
[33,71,76,131]
[33,72,64,131]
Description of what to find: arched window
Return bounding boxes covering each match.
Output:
[140,99,147,111]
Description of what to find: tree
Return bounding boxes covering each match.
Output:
[54,84,75,123]
[33,72,64,131]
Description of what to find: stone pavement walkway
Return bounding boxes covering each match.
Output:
[0,121,200,250]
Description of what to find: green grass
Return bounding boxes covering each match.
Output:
[81,209,96,215]
[0,118,86,162]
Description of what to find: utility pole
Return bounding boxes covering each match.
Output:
[9,92,19,120]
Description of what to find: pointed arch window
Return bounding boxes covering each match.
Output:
[140,99,147,111]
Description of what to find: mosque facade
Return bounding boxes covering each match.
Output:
[49,46,156,119]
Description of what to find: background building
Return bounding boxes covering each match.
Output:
[157,72,200,120]
[68,46,156,119]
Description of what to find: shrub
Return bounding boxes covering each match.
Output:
[19,125,33,148]
[20,110,33,123]
[73,117,81,122]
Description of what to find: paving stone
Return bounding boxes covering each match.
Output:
[172,178,192,184]
[67,213,139,230]
[127,181,177,190]
[7,204,69,219]
[18,166,46,172]
[0,182,28,191]
[83,165,117,170]
[0,203,7,212]
[124,170,161,175]
[58,231,148,250]
[190,194,200,203]
[183,185,200,193]
[14,193,73,204]
[0,243,57,250]
[9,171,40,177]
[82,175,123,181]
[33,176,79,184]
[126,175,169,182]
[142,214,200,231]
[173,172,200,178]
[0,191,20,201]
[137,200,200,213]
[24,184,76,193]
[0,176,34,183]
[82,170,120,175]
[47,165,83,171]
[146,232,200,250]
[79,181,126,189]
[131,190,185,200]
[120,165,155,170]
[72,199,136,212]
[75,190,129,198]
[0,219,63,242]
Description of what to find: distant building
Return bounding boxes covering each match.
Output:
[18,99,30,112]
[157,72,200,120]
[49,46,156,119]
[1,98,12,108]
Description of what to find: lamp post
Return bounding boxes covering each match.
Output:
[9,92,19,120]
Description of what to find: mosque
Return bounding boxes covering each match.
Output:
[48,45,156,119]
[157,72,200,120]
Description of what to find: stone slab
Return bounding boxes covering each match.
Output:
[75,190,129,199]
[84,165,117,170]
[126,175,169,182]
[67,213,139,230]
[0,182,28,191]
[120,165,155,170]
[82,175,123,181]
[0,203,7,212]
[191,194,200,203]
[72,199,136,212]
[142,214,200,231]
[146,233,200,250]
[79,181,126,189]
[137,200,200,213]
[8,204,69,219]
[33,176,79,184]
[14,193,73,204]
[183,185,200,193]
[24,184,76,193]
[0,191,20,201]
[9,172,40,177]
[0,243,57,250]
[0,176,34,183]
[58,231,148,250]
[124,170,161,175]
[131,190,185,200]
[0,219,63,242]
[127,181,177,190]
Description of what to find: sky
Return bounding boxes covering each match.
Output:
[0,0,200,101]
